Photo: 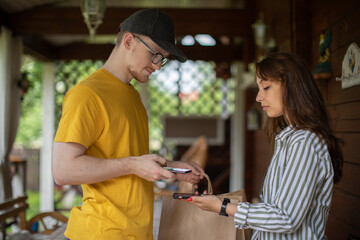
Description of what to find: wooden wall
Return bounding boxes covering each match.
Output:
[246,0,360,239]
[311,0,360,238]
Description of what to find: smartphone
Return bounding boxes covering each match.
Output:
[172,193,214,199]
[172,193,195,199]
[163,167,192,174]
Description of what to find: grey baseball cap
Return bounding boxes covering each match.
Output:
[120,9,187,63]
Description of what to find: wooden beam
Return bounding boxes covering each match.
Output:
[0,196,27,210]
[22,35,56,61]
[0,9,9,29]
[9,7,87,35]
[9,7,253,37]
[56,43,114,61]
[178,44,244,62]
[148,8,252,36]
[6,7,253,61]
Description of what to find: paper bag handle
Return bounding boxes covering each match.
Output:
[192,173,213,194]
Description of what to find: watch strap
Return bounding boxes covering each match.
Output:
[219,198,230,217]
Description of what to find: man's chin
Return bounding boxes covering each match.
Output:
[135,76,150,83]
[130,69,151,83]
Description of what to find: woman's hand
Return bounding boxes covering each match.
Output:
[186,195,222,213]
[187,195,238,217]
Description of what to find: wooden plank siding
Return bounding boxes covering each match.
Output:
[311,0,360,238]
[328,187,360,238]
[335,161,360,197]
[330,188,360,229]
[340,134,360,164]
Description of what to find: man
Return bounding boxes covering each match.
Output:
[52,9,204,240]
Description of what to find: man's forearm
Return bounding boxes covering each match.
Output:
[52,141,135,185]
[52,152,133,185]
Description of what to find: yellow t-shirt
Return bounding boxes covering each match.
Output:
[54,69,154,240]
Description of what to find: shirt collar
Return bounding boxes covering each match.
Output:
[275,125,295,143]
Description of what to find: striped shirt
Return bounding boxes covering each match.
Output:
[234,126,334,239]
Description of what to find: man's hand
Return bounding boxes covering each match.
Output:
[131,154,175,181]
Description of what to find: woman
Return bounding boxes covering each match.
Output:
[187,52,343,239]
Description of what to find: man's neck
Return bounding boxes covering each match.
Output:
[102,48,132,84]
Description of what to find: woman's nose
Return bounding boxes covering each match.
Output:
[256,91,262,102]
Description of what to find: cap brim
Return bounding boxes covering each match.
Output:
[152,38,187,63]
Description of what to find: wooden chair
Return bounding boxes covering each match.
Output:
[27,211,68,235]
[0,196,28,239]
[0,195,67,239]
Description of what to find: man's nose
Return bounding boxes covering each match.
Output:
[153,62,161,71]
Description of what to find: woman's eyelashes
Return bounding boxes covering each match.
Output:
[263,86,270,91]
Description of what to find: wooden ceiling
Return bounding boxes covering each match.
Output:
[0,0,257,63]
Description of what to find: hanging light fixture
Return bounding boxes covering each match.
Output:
[81,0,106,41]
[252,13,266,48]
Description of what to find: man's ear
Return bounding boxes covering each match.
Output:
[122,33,135,50]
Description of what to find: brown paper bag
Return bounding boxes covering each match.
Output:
[158,174,247,240]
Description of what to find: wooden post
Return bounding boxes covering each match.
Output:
[230,61,246,192]
[40,62,55,211]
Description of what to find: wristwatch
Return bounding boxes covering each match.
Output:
[219,198,230,217]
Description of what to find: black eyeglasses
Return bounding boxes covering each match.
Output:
[134,35,169,67]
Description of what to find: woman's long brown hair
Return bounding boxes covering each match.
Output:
[255,52,343,183]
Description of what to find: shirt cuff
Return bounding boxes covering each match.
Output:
[234,202,250,229]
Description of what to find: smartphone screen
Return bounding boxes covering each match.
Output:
[163,167,192,174]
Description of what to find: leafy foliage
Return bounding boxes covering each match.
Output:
[15,56,43,148]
